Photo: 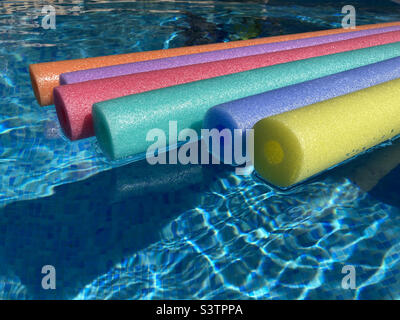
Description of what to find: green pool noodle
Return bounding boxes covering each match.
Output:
[253,78,400,188]
[92,42,400,160]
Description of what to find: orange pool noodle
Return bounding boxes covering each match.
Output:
[29,21,400,106]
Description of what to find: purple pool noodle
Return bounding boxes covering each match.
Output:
[59,25,400,84]
[203,56,400,137]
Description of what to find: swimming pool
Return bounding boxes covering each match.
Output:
[0,0,400,300]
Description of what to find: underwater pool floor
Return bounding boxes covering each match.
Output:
[0,0,400,299]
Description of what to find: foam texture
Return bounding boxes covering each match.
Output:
[54,32,400,140]
[29,21,400,106]
[204,56,400,138]
[253,78,400,188]
[59,25,400,85]
[91,42,400,160]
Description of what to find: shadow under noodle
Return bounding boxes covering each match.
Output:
[0,147,231,299]
[334,138,400,208]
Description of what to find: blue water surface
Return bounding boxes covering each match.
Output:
[0,0,400,299]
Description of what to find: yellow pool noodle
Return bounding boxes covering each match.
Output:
[253,78,400,188]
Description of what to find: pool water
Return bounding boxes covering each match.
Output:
[1,0,400,300]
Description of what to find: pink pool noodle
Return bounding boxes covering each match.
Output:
[54,30,400,141]
[59,25,400,84]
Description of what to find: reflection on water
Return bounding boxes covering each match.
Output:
[0,0,400,300]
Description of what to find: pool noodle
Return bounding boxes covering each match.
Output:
[29,21,400,106]
[203,56,400,141]
[92,41,400,160]
[59,25,400,85]
[54,31,400,140]
[253,78,400,188]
